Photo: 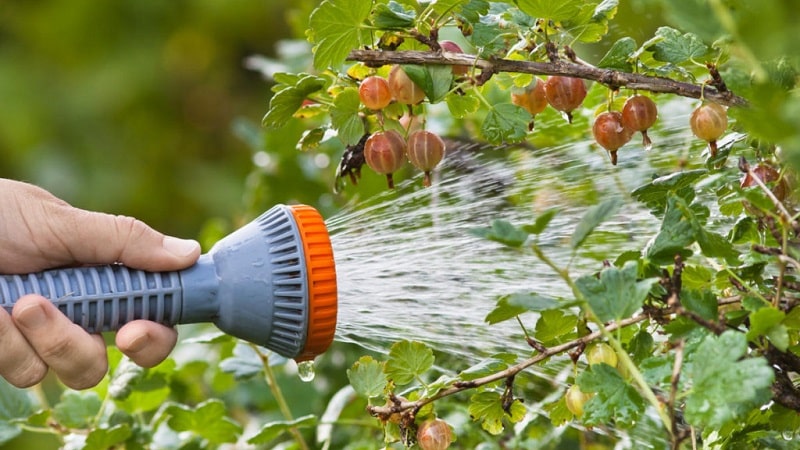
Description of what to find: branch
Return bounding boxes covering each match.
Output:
[346,50,748,108]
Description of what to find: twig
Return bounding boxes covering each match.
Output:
[346,50,748,108]
[669,340,687,450]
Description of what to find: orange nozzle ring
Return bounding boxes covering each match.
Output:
[289,205,338,361]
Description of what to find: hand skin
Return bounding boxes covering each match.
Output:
[0,179,201,389]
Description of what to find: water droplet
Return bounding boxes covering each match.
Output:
[782,430,795,441]
[297,360,315,382]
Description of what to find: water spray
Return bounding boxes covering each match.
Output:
[0,204,338,361]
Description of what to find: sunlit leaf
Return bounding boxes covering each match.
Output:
[262,74,328,129]
[513,0,584,21]
[372,2,416,29]
[647,26,708,64]
[385,340,435,385]
[481,103,532,144]
[347,356,387,398]
[598,37,636,71]
[308,0,372,70]
[446,91,481,118]
[468,391,525,435]
[747,306,789,351]
[402,65,453,103]
[534,309,578,345]
[330,88,365,146]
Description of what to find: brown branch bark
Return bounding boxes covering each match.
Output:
[346,50,748,108]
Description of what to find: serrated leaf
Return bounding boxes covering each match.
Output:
[481,103,532,144]
[570,197,622,249]
[681,289,718,322]
[747,307,788,351]
[647,26,708,65]
[514,0,583,21]
[485,293,561,324]
[247,415,317,445]
[372,2,416,29]
[468,391,525,435]
[578,363,645,427]
[114,360,174,413]
[166,399,243,444]
[534,309,578,345]
[684,331,774,428]
[459,353,517,381]
[696,227,739,264]
[631,169,707,212]
[628,330,654,363]
[402,65,453,104]
[446,91,480,119]
[385,340,435,385]
[53,391,102,429]
[84,424,132,450]
[470,219,528,248]
[330,88,365,146]
[576,261,656,323]
[521,208,559,235]
[644,195,697,264]
[347,356,387,398]
[262,74,327,129]
[598,37,636,71]
[308,0,372,70]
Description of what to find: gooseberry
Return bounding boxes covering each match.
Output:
[741,163,790,212]
[621,95,658,150]
[565,384,592,418]
[511,78,548,123]
[690,102,728,157]
[439,40,469,76]
[388,65,426,105]
[406,130,446,187]
[592,111,634,165]
[358,75,392,110]
[416,418,452,450]
[364,130,407,189]
[544,76,587,123]
[585,342,618,368]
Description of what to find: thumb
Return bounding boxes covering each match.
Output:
[52,207,201,272]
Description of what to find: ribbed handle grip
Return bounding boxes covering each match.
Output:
[0,266,183,333]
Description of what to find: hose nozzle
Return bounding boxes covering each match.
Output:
[0,205,338,361]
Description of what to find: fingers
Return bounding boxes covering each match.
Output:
[51,208,201,272]
[10,295,108,390]
[116,321,178,368]
[0,306,47,388]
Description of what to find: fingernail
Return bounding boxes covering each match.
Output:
[162,236,199,258]
[126,332,149,353]
[16,303,47,329]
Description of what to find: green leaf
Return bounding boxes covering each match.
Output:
[576,261,656,323]
[534,309,578,345]
[747,307,789,351]
[570,197,622,249]
[647,26,708,65]
[459,353,518,381]
[114,360,174,413]
[644,195,697,264]
[684,331,774,428]
[262,74,327,129]
[330,88,365,146]
[631,169,707,212]
[446,91,480,119]
[543,395,573,426]
[308,0,372,70]
[468,391,525,435]
[247,415,317,445]
[514,0,583,21]
[470,219,528,248]
[485,293,560,324]
[53,391,102,429]
[84,425,132,450]
[481,103,532,144]
[0,378,33,445]
[696,228,739,264]
[385,340,435,385]
[219,342,266,380]
[108,357,145,401]
[372,2,416,29]
[297,127,327,152]
[521,208,559,235]
[598,37,636,71]
[166,399,243,444]
[627,329,654,363]
[402,65,453,104]
[347,356,387,398]
[578,363,645,427]
[681,289,718,321]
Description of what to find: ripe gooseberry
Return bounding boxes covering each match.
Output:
[690,102,728,157]
[592,111,634,165]
[364,130,407,189]
[544,76,587,123]
[439,40,469,76]
[416,419,452,450]
[406,130,446,187]
[388,65,426,105]
[585,342,618,368]
[621,95,658,150]
[358,75,392,110]
[511,78,548,129]
[740,163,790,214]
[565,384,592,418]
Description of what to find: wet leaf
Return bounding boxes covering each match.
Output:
[578,363,645,427]
[576,261,656,323]
[347,356,387,398]
[485,293,560,324]
[385,340,435,385]
[470,219,528,248]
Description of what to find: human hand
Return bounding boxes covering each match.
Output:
[0,179,201,389]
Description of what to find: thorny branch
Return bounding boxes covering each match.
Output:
[346,49,748,108]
